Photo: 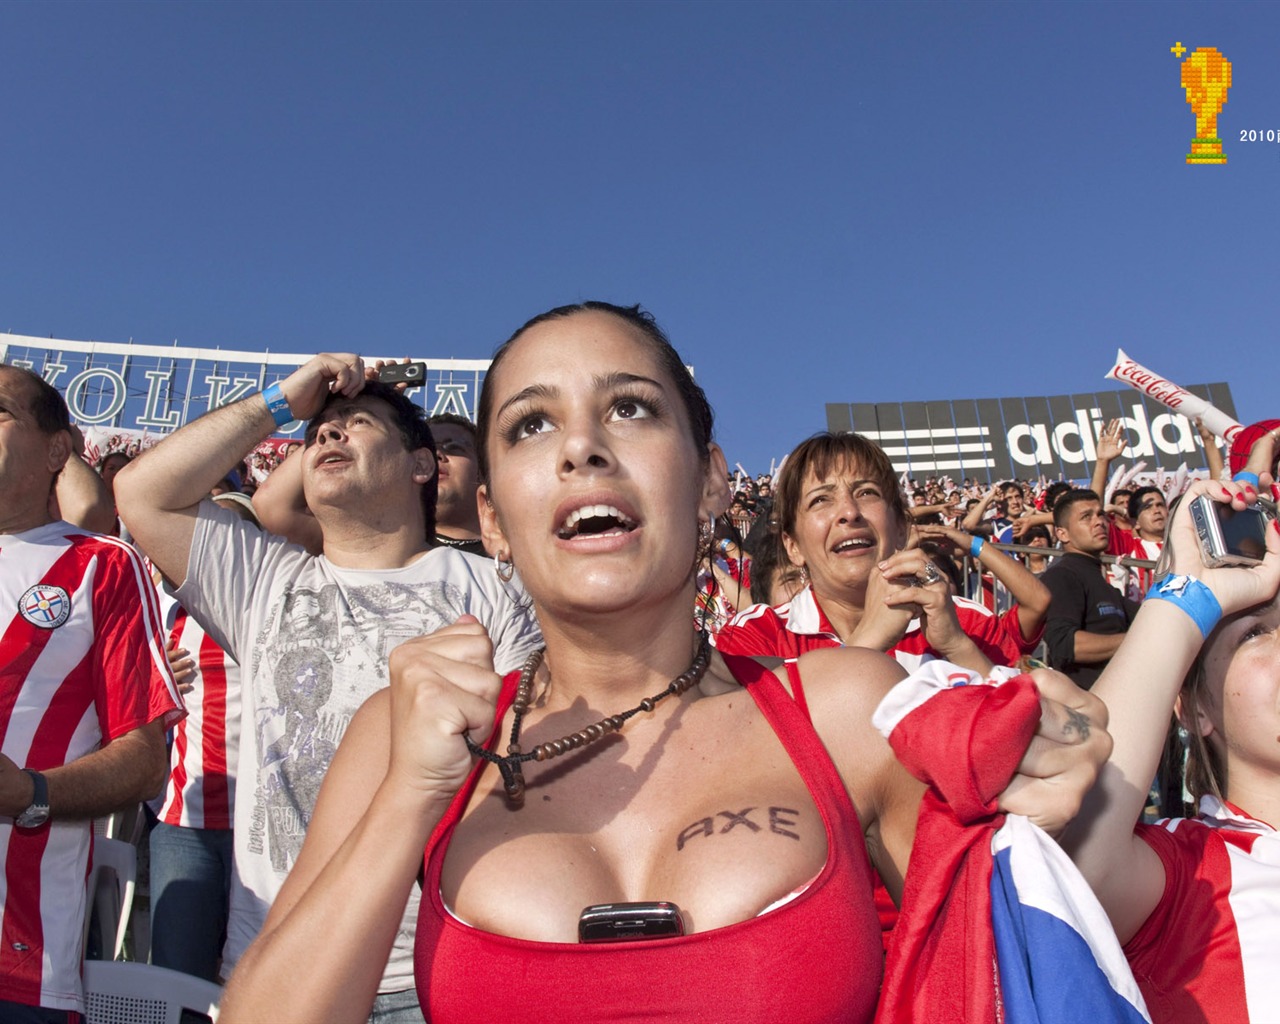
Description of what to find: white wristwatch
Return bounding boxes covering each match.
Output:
[15,770,49,829]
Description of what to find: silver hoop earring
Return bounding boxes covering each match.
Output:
[494,553,515,583]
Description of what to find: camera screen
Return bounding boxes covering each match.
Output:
[1219,505,1269,562]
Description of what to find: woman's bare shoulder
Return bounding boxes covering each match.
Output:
[799,646,907,714]
[794,647,912,815]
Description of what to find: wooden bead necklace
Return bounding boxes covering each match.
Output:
[464,637,712,805]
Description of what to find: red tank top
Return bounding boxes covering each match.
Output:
[414,654,883,1023]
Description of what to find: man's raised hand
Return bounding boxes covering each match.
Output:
[278,354,367,423]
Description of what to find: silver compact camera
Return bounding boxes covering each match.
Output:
[1188,493,1272,568]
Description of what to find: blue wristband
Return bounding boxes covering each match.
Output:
[262,383,293,428]
[1233,471,1260,489]
[969,535,985,559]
[1146,574,1223,639]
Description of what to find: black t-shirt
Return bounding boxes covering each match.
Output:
[1041,551,1140,689]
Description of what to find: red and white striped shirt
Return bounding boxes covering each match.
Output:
[156,589,239,830]
[0,522,183,1012]
[712,584,1033,671]
[1129,797,1280,1024]
[1108,522,1163,601]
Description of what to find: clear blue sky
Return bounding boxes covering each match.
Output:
[3,1,1277,472]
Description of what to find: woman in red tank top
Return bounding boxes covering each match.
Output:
[221,303,1108,1023]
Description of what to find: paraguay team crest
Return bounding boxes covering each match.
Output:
[19,585,71,629]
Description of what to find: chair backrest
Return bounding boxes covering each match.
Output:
[92,803,146,845]
[82,960,221,1024]
[83,836,137,961]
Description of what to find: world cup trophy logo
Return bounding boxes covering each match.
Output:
[1181,47,1231,164]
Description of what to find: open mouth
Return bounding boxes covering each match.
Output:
[832,537,875,554]
[556,504,639,540]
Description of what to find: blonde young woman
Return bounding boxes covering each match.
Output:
[1066,476,1280,1023]
[221,303,1107,1024]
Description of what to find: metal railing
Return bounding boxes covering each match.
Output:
[961,542,1156,614]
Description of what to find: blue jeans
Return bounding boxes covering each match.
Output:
[369,988,425,1024]
[148,822,233,983]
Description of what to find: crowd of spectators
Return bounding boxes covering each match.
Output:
[2,320,1276,1024]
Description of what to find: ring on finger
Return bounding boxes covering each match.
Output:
[919,562,945,587]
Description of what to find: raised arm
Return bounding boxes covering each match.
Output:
[1239,421,1280,489]
[220,618,502,1024]
[1062,478,1280,943]
[1089,419,1127,501]
[1194,419,1226,481]
[115,354,366,585]
[1010,509,1053,537]
[250,446,324,553]
[52,433,116,533]
[918,523,1051,641]
[961,488,998,535]
[909,500,962,521]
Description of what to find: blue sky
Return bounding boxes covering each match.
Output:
[3,1,1277,473]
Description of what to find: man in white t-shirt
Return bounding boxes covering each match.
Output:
[116,354,540,1023]
[0,365,181,1021]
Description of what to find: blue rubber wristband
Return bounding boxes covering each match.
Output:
[262,383,293,428]
[1233,471,1260,489]
[969,535,984,559]
[1146,574,1223,639]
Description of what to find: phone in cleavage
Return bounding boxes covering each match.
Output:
[578,902,686,943]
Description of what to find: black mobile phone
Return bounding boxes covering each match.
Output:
[1189,493,1272,567]
[378,361,426,384]
[578,902,686,943]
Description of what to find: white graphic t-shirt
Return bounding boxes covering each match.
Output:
[177,500,541,992]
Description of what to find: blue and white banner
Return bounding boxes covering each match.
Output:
[1,333,491,436]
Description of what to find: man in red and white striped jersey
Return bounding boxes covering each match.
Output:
[0,365,183,1021]
[1107,487,1166,601]
[150,583,241,984]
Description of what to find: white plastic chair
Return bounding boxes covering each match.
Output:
[82,960,221,1023]
[92,803,146,845]
[83,836,136,961]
